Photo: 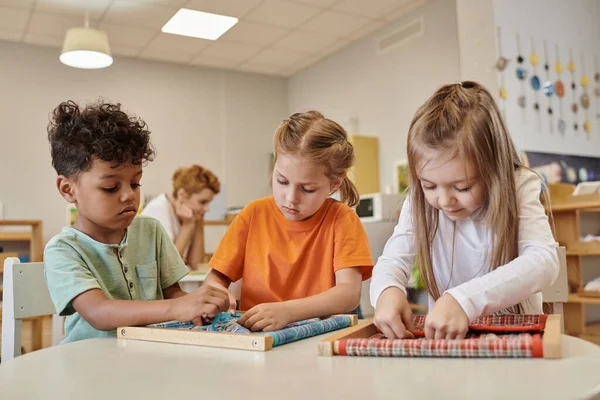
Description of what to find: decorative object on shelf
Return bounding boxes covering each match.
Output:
[542,41,555,134]
[530,38,541,131]
[555,44,566,135]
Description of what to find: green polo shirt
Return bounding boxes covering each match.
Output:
[44,215,188,343]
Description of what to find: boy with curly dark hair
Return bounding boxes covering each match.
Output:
[45,100,232,343]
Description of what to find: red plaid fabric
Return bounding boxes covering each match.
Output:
[410,314,547,337]
[338,333,544,358]
[337,314,548,358]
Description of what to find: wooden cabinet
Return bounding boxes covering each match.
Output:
[348,135,380,195]
[548,184,600,344]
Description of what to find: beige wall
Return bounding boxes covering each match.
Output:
[0,41,288,243]
[287,0,460,194]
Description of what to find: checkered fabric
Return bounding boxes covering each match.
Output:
[409,314,547,337]
[338,332,544,358]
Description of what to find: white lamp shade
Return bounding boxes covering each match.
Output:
[60,27,113,69]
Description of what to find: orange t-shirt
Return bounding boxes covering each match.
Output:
[209,196,373,310]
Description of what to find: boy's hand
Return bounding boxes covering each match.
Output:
[237,302,290,332]
[424,293,469,339]
[174,200,195,223]
[169,284,231,322]
[373,287,415,339]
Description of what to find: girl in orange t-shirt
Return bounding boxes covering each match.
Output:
[204,111,374,332]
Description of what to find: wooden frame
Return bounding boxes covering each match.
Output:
[319,314,563,359]
[118,314,358,352]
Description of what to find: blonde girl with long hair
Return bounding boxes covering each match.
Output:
[204,111,373,331]
[370,81,559,340]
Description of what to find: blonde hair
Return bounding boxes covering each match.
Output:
[172,165,220,199]
[407,81,548,306]
[273,111,360,207]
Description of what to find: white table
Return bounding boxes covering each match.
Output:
[1,334,599,399]
[178,271,207,293]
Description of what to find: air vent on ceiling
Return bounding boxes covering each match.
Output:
[376,17,424,55]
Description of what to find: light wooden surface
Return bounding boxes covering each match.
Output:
[118,326,274,351]
[0,334,599,399]
[542,314,562,359]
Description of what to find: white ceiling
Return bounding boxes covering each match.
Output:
[0,0,426,77]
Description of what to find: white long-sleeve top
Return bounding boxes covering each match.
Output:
[370,169,559,322]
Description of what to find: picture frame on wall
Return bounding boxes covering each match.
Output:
[393,160,410,195]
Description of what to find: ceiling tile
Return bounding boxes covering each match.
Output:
[333,0,403,19]
[23,33,63,47]
[27,12,86,37]
[35,0,111,20]
[185,0,264,18]
[144,32,212,54]
[245,0,320,29]
[103,0,178,29]
[0,7,30,31]
[320,38,350,56]
[246,47,305,69]
[280,54,320,76]
[110,44,143,57]
[0,29,23,42]
[237,62,284,76]
[138,47,194,63]
[281,0,340,9]
[190,55,240,70]
[99,23,156,47]
[383,0,427,22]
[200,41,263,63]
[272,30,338,54]
[347,20,385,40]
[0,0,35,9]
[301,10,370,37]
[219,21,289,46]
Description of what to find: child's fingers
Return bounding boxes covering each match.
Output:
[239,310,262,329]
[424,323,436,340]
[388,317,411,339]
[377,322,398,340]
[237,307,256,325]
[434,328,446,340]
[204,294,229,312]
[228,292,237,313]
[401,307,415,332]
[247,317,270,332]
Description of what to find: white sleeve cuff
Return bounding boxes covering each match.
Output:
[444,287,480,323]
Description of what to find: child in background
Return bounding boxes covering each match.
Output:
[44,100,231,343]
[142,165,220,266]
[204,111,374,331]
[371,81,559,340]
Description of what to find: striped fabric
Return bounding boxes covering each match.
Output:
[147,313,352,347]
[409,314,547,337]
[339,333,543,358]
[266,315,352,346]
[338,314,548,358]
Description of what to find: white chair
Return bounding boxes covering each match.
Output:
[542,246,568,332]
[1,257,60,361]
